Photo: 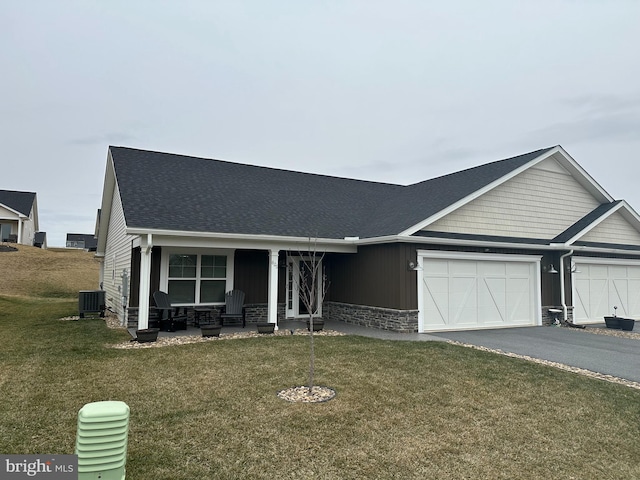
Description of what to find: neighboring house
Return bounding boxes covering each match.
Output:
[33,231,47,249]
[96,145,640,332]
[0,189,39,246]
[66,233,98,251]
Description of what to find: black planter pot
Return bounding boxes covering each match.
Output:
[306,319,324,332]
[136,328,160,343]
[604,316,621,329]
[257,322,275,334]
[618,318,635,331]
[201,324,222,337]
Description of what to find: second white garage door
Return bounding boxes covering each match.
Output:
[573,259,640,324]
[417,252,541,332]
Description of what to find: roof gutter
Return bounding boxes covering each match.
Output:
[125,228,359,253]
[552,243,640,256]
[365,235,640,256]
[123,229,640,256]
[358,235,564,251]
[125,228,358,244]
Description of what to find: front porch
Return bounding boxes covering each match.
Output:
[126,235,357,332]
[125,240,420,334]
[126,317,425,341]
[126,301,420,333]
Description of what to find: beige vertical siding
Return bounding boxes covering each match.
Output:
[103,183,133,315]
[423,158,601,238]
[581,212,640,245]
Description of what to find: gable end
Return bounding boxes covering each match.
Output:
[421,156,601,239]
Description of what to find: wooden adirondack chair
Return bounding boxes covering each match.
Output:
[153,291,188,332]
[220,290,246,327]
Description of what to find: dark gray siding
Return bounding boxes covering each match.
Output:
[327,244,416,310]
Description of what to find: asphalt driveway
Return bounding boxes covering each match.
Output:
[430,326,640,384]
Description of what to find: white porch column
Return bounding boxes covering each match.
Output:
[17,218,23,244]
[137,235,153,330]
[267,249,280,328]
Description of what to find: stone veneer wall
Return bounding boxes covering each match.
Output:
[243,303,286,324]
[126,304,286,328]
[542,306,574,326]
[324,301,418,333]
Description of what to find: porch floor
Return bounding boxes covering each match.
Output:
[128,319,444,341]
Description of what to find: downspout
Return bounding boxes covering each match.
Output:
[145,233,153,255]
[559,249,573,322]
[137,234,153,330]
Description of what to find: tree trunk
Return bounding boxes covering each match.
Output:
[308,314,315,392]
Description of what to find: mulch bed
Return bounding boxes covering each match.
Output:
[277,386,336,403]
[59,315,345,349]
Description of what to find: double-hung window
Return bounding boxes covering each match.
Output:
[167,253,229,304]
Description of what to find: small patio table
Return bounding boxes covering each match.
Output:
[193,307,215,327]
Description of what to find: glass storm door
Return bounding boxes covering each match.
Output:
[286,257,323,318]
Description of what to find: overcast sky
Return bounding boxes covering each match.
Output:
[2,1,639,247]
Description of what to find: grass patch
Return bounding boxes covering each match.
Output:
[0,245,99,298]
[1,296,639,479]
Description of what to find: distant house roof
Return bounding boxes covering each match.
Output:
[66,233,97,250]
[109,146,556,240]
[0,190,36,216]
[33,231,47,247]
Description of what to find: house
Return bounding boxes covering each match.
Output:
[95,145,640,333]
[0,189,39,246]
[66,233,98,251]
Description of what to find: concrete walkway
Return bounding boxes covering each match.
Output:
[129,318,443,341]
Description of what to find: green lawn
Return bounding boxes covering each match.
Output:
[1,295,639,479]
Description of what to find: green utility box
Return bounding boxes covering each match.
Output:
[75,401,130,480]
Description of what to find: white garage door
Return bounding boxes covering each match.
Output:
[417,252,541,332]
[573,259,640,324]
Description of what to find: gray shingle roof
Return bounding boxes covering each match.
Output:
[0,190,36,216]
[413,230,551,245]
[551,202,622,244]
[110,146,556,239]
[363,147,555,237]
[66,233,97,248]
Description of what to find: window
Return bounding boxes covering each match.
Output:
[168,253,228,304]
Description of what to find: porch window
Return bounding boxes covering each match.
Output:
[168,254,227,304]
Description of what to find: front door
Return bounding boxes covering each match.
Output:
[285,257,323,318]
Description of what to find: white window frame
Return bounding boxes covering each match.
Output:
[160,248,234,306]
